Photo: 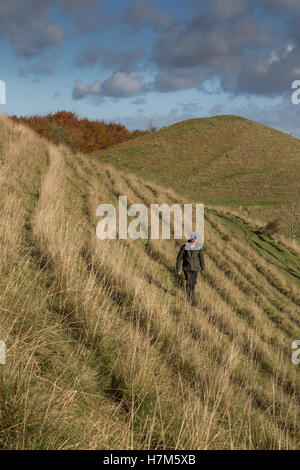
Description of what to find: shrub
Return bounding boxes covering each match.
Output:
[261,219,281,236]
[10,111,148,153]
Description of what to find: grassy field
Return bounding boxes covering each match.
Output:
[94,115,300,234]
[1,115,300,449]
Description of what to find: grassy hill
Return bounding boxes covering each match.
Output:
[1,115,300,449]
[94,116,300,233]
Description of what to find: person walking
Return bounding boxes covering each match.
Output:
[176,232,205,306]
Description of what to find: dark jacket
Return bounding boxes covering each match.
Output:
[176,244,205,273]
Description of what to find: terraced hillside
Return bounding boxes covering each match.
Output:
[1,115,300,449]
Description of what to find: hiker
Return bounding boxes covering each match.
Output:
[176,232,205,306]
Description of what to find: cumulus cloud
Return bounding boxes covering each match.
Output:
[260,0,300,14]
[123,0,173,31]
[153,13,272,71]
[72,80,102,100]
[235,44,298,95]
[0,0,64,57]
[5,0,300,112]
[74,45,144,72]
[72,72,146,101]
[153,68,208,92]
[102,72,145,98]
[151,2,300,96]
[69,0,300,100]
[74,45,103,68]
[59,0,116,33]
[0,0,114,58]
[211,0,249,19]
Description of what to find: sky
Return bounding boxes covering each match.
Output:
[1,0,300,134]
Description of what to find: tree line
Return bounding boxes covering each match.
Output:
[11,111,148,153]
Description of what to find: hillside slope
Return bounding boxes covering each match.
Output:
[94,115,300,206]
[1,115,300,449]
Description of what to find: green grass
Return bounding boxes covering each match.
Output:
[93,115,300,232]
[208,208,300,287]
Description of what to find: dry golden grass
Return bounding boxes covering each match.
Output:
[0,115,300,449]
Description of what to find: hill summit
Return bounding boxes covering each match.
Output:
[96,115,300,205]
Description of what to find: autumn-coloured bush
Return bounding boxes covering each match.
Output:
[10,111,148,153]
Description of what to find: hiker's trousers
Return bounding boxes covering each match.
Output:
[183,271,198,302]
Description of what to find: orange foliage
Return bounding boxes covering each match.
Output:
[10,111,148,153]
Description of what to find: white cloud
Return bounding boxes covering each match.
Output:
[72,72,146,101]
[102,72,145,98]
[72,80,102,99]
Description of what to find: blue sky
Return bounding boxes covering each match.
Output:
[1,0,300,134]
